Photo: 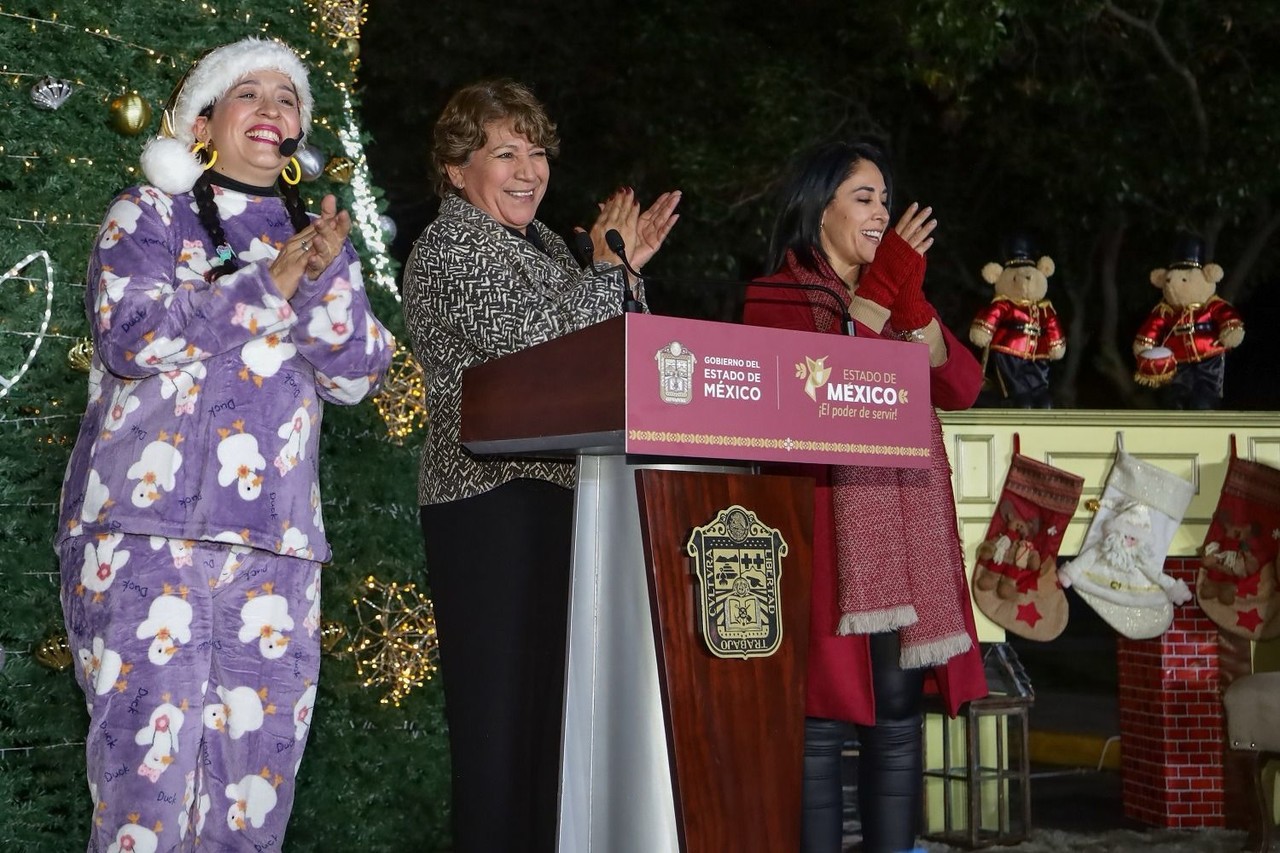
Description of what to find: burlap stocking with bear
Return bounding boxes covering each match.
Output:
[972,449,1083,641]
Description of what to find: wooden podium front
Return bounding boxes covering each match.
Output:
[462,313,932,852]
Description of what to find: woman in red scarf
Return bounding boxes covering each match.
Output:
[742,140,988,853]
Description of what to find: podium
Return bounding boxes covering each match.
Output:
[462,313,932,852]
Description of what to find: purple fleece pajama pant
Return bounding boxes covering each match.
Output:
[59,532,321,853]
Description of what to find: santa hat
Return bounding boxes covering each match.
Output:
[1109,502,1153,539]
[140,37,313,195]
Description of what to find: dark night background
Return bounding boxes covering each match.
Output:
[358,0,1280,411]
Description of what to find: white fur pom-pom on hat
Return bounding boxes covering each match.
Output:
[141,36,313,194]
[140,136,206,196]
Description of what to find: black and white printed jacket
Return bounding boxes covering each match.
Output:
[402,192,638,505]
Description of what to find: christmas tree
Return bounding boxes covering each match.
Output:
[0,2,449,849]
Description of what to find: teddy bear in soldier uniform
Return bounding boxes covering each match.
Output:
[970,235,1066,407]
[1132,234,1245,409]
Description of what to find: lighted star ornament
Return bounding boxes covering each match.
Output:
[371,344,428,444]
[349,575,438,706]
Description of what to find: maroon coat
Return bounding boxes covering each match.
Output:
[742,247,987,724]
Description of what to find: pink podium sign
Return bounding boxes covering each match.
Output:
[624,313,932,468]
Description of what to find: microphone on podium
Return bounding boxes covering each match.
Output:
[603,229,644,314]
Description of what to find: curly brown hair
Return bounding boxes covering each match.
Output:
[431,79,561,197]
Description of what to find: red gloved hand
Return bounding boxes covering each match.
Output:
[891,277,935,332]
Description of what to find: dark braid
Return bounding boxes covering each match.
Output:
[278,176,311,232]
[192,172,239,281]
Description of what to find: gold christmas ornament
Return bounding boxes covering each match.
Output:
[324,156,355,184]
[349,575,438,707]
[109,92,153,136]
[35,633,73,671]
[67,338,94,372]
[30,76,73,110]
[372,345,428,444]
[343,38,361,60]
[320,620,348,655]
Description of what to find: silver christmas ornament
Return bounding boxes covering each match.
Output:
[31,76,74,110]
[378,214,398,243]
[296,145,327,182]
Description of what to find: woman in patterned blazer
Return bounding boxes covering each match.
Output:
[401,78,680,853]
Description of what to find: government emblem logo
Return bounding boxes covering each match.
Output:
[654,340,695,405]
[795,355,831,401]
[686,505,788,659]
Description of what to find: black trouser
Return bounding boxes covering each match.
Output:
[420,479,575,853]
[801,631,925,853]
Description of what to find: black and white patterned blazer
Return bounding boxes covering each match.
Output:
[402,193,637,505]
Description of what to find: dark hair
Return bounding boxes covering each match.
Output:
[191,107,311,280]
[431,78,561,197]
[764,139,894,275]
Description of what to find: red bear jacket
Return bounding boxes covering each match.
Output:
[1134,297,1244,363]
[742,238,987,725]
[971,297,1065,360]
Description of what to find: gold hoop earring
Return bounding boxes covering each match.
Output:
[190,141,218,172]
[281,156,302,186]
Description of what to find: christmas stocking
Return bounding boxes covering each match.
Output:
[1058,441,1194,639]
[972,446,1084,641]
[1196,443,1280,640]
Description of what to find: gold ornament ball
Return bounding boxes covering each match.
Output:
[110,92,153,136]
[344,38,361,60]
[324,156,355,184]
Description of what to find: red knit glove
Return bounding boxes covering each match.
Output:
[891,278,934,331]
[852,252,901,311]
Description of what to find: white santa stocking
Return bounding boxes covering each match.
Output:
[1059,440,1194,639]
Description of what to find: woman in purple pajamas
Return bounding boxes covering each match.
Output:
[55,37,394,852]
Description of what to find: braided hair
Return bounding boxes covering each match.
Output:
[190,108,312,280]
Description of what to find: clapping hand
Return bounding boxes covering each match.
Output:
[590,187,682,272]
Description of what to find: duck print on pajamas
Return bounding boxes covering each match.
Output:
[179,770,211,841]
[232,293,293,336]
[135,701,185,783]
[95,269,131,331]
[149,535,194,568]
[80,532,129,598]
[98,197,143,251]
[133,332,207,371]
[238,586,294,659]
[203,684,271,740]
[77,635,125,700]
[106,821,160,853]
[101,382,141,439]
[216,420,265,501]
[239,332,296,387]
[158,361,205,416]
[307,276,355,346]
[226,770,280,832]
[135,590,193,665]
[126,433,184,508]
[273,404,312,475]
[67,469,114,539]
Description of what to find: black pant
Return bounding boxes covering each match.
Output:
[801,631,925,853]
[419,479,575,853]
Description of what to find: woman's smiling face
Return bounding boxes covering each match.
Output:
[819,158,890,283]
[446,119,550,232]
[194,69,302,186]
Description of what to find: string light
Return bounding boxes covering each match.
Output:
[0,251,56,399]
[371,344,428,443]
[348,575,439,707]
[338,90,397,298]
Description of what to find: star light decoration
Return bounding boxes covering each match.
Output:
[308,0,366,41]
[372,344,428,444]
[348,575,438,707]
